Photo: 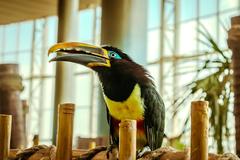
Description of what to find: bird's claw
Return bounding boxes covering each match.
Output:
[137,146,151,158]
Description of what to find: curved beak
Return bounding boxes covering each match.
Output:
[48,42,111,68]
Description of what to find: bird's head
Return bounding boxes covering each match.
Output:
[48,42,136,72]
[48,42,152,88]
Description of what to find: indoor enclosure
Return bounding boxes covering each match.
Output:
[0,0,239,159]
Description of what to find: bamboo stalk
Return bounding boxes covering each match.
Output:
[191,101,209,160]
[0,114,12,160]
[56,103,75,160]
[33,135,39,146]
[89,141,96,149]
[119,119,136,160]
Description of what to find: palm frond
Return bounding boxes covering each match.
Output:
[173,26,232,153]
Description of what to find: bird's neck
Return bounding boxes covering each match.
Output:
[98,71,137,102]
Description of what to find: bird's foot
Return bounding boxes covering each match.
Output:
[137,146,151,158]
[106,144,119,160]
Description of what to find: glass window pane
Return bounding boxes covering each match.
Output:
[0,26,3,55]
[148,0,160,29]
[179,21,197,55]
[4,24,18,53]
[219,10,239,48]
[199,16,217,52]
[21,80,30,99]
[79,9,94,41]
[162,62,173,100]
[19,21,33,51]
[46,16,58,47]
[75,74,91,106]
[176,60,197,87]
[40,110,53,140]
[180,0,197,21]
[74,108,90,137]
[147,29,159,62]
[220,0,239,11]
[18,51,31,77]
[2,53,17,63]
[199,0,217,17]
[164,30,174,56]
[146,64,159,92]
[42,78,55,110]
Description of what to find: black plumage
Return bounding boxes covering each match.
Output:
[94,46,165,151]
[48,42,165,153]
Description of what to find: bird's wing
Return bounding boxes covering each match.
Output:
[106,106,119,145]
[141,85,165,150]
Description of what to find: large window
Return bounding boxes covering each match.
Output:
[0,6,101,146]
[0,0,238,152]
[146,0,239,152]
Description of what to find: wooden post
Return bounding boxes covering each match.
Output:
[89,141,96,149]
[119,119,136,160]
[191,101,209,160]
[33,135,39,146]
[0,114,12,160]
[56,103,75,160]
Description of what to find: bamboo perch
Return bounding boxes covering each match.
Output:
[191,101,209,160]
[8,147,240,160]
[33,135,39,146]
[89,141,96,149]
[119,119,137,160]
[56,103,75,160]
[0,114,12,160]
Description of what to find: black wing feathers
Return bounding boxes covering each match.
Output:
[141,85,165,150]
[106,106,119,145]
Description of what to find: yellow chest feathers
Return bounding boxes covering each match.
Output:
[103,84,144,120]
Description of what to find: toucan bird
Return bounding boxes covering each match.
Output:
[48,42,165,157]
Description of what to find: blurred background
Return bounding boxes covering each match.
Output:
[0,0,239,155]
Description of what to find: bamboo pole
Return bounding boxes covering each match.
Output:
[56,103,75,160]
[191,101,209,160]
[0,114,12,160]
[33,134,39,146]
[89,141,96,149]
[119,119,136,160]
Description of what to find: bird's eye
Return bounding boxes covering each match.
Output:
[109,51,121,59]
[110,52,116,57]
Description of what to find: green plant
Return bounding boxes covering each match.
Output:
[173,25,233,153]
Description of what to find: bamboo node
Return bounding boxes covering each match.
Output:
[119,119,136,129]
[58,103,75,114]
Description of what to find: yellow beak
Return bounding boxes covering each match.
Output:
[48,42,111,68]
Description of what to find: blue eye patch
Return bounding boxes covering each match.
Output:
[108,51,122,59]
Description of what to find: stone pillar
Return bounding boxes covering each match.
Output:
[0,64,24,148]
[101,0,147,64]
[227,16,240,157]
[52,0,79,145]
